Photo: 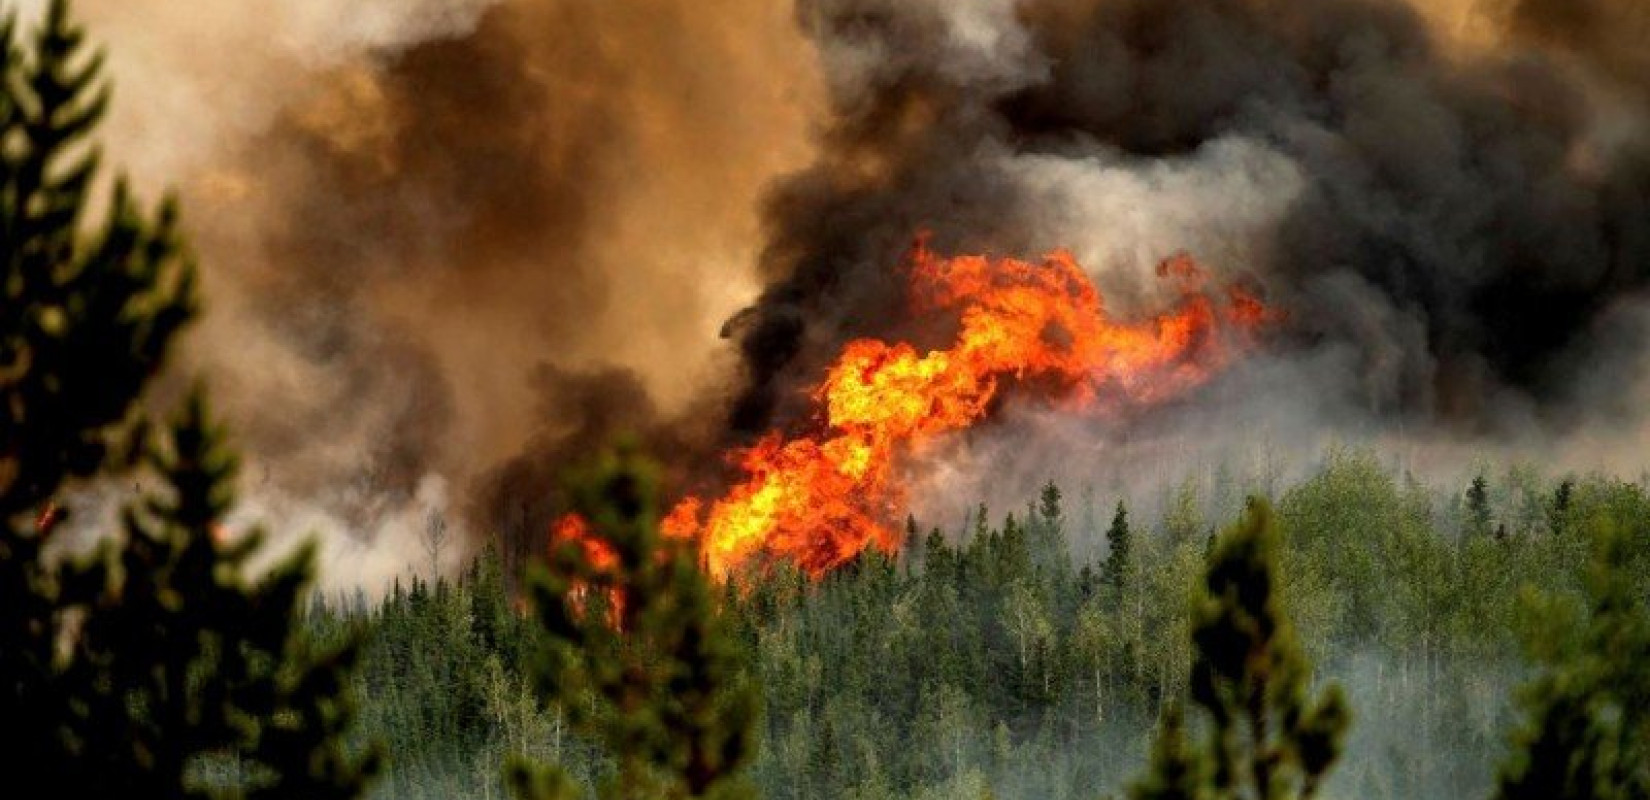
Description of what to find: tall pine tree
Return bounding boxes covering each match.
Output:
[1103,500,1132,599]
[1494,523,1650,799]
[0,2,376,795]
[511,444,759,800]
[1130,499,1348,800]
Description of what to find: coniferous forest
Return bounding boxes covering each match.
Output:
[7,1,1650,799]
[324,455,1650,800]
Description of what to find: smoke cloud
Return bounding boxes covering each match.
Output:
[43,0,1650,585]
[44,0,819,589]
[724,0,1650,527]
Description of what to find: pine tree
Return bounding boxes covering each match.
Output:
[0,3,377,795]
[1129,706,1207,800]
[1103,500,1132,599]
[1130,499,1349,800]
[1039,480,1063,529]
[1466,474,1493,538]
[1548,479,1575,537]
[511,444,759,800]
[1494,523,1650,800]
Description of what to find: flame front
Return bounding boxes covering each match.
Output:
[667,242,1274,579]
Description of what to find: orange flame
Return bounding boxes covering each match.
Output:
[667,242,1274,578]
[34,501,61,535]
[550,513,618,572]
[549,513,624,624]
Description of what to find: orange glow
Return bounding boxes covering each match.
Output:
[550,513,618,573]
[666,241,1273,579]
[549,513,624,624]
[34,501,61,535]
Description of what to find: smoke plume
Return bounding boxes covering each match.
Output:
[43,0,1650,584]
[43,0,819,588]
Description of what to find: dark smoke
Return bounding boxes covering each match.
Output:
[730,0,1650,437]
[141,0,817,577]
[471,365,718,576]
[70,0,1650,583]
[207,2,612,537]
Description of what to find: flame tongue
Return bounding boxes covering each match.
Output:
[673,242,1271,578]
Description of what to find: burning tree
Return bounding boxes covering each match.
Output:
[667,243,1273,579]
[0,1,375,795]
[511,444,759,800]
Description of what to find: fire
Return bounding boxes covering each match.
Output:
[34,501,61,535]
[666,241,1274,578]
[549,513,624,624]
[550,513,618,573]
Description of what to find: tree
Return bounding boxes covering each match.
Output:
[1466,475,1493,538]
[1549,479,1575,537]
[1129,706,1207,800]
[1130,499,1349,800]
[1104,500,1132,599]
[511,444,759,800]
[71,395,379,797]
[1039,480,1063,529]
[0,2,376,795]
[1494,523,1650,800]
[423,507,449,576]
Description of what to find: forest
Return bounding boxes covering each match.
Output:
[6,1,1650,799]
[326,453,1650,799]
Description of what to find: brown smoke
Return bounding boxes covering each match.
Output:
[44,0,1650,586]
[55,0,820,588]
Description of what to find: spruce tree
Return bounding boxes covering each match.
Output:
[1130,499,1349,800]
[1129,706,1207,800]
[1039,480,1063,529]
[1103,500,1132,599]
[511,444,759,800]
[1466,475,1493,538]
[1548,479,1575,537]
[0,2,376,795]
[1494,523,1650,800]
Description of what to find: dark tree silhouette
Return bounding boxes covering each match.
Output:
[512,444,759,800]
[0,2,377,796]
[1131,499,1349,800]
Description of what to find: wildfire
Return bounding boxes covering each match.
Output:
[34,501,62,535]
[668,241,1274,578]
[549,513,624,623]
[547,241,1274,582]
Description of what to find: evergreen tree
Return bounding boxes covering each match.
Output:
[1466,475,1492,538]
[1104,500,1132,598]
[1549,479,1575,537]
[1129,706,1207,800]
[1039,480,1064,530]
[0,3,376,795]
[1131,499,1349,800]
[1494,523,1650,800]
[511,444,759,800]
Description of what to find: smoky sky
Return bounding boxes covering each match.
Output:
[731,0,1650,438]
[61,0,817,582]
[48,0,1650,581]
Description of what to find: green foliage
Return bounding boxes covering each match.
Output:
[1467,475,1493,539]
[1129,706,1206,800]
[1135,499,1349,800]
[0,3,374,796]
[316,457,1650,800]
[0,0,195,520]
[511,445,759,800]
[64,394,378,797]
[1104,500,1132,600]
[1494,524,1650,799]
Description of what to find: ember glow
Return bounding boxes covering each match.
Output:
[550,513,618,573]
[663,241,1275,578]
